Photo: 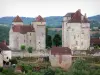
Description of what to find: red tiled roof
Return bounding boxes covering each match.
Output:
[68,9,89,23]
[51,47,71,55]
[12,25,35,34]
[13,15,23,22]
[0,42,10,50]
[90,38,100,44]
[35,15,45,22]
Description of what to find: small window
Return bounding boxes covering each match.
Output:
[81,42,83,45]
[74,36,76,39]
[78,35,79,37]
[24,40,25,43]
[42,33,44,36]
[7,57,8,59]
[30,40,31,43]
[76,41,78,45]
[30,33,31,36]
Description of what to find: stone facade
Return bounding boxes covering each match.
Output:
[9,15,46,50]
[49,47,72,70]
[62,9,90,51]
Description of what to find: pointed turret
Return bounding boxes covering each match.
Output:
[13,15,23,22]
[35,15,45,22]
[12,15,23,25]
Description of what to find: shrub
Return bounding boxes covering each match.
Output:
[44,68,55,75]
[10,58,17,65]
[43,56,49,62]
[0,67,3,72]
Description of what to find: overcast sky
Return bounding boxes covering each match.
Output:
[0,0,100,17]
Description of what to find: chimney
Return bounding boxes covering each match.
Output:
[84,13,87,18]
[78,9,81,13]
[2,40,6,45]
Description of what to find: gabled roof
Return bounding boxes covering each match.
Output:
[66,9,89,23]
[12,25,35,34]
[50,47,71,55]
[35,15,45,22]
[0,42,10,50]
[13,15,23,22]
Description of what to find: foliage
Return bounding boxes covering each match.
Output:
[10,58,18,65]
[44,68,55,75]
[43,56,49,62]
[20,45,26,51]
[46,35,52,48]
[0,25,10,43]
[68,58,90,75]
[94,45,100,49]
[0,67,3,72]
[27,46,33,53]
[53,34,61,46]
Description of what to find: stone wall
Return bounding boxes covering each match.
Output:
[11,50,49,57]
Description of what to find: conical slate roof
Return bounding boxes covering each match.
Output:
[13,15,23,22]
[35,15,45,22]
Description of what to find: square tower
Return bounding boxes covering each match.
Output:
[62,9,90,52]
[32,15,46,50]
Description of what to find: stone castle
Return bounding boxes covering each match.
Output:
[9,9,90,52]
[9,15,46,50]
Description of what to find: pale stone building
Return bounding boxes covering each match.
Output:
[0,41,11,66]
[9,15,46,50]
[49,47,72,70]
[62,9,90,54]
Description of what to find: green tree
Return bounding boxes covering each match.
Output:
[20,45,26,57]
[53,34,61,47]
[44,68,55,75]
[27,46,33,58]
[46,35,52,49]
[69,58,90,75]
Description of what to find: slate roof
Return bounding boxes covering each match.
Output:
[90,38,100,44]
[12,25,35,34]
[35,15,45,22]
[65,9,89,23]
[13,15,23,22]
[50,46,71,55]
[0,42,10,50]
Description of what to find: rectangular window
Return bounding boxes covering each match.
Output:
[81,42,83,45]
[78,35,79,37]
[74,35,76,39]
[30,33,31,36]
[30,40,31,43]
[76,41,78,45]
[24,40,25,43]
